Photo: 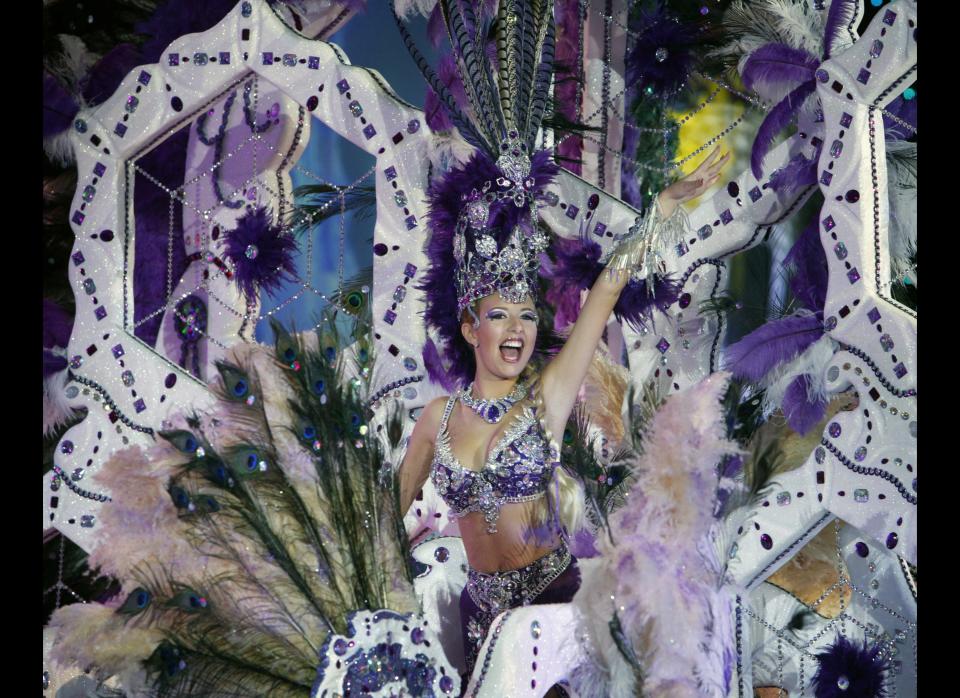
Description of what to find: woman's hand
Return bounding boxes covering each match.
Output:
[657,146,731,218]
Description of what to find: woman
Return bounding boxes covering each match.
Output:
[399,146,730,678]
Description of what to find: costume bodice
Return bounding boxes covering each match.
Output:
[430,393,553,533]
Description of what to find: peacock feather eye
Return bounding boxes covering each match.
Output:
[345,290,364,311]
[169,485,192,511]
[206,461,234,488]
[227,447,267,476]
[324,346,336,362]
[168,589,209,613]
[216,362,251,400]
[150,643,187,678]
[159,430,201,455]
[117,587,152,615]
[313,379,326,395]
[271,318,299,367]
[198,495,220,513]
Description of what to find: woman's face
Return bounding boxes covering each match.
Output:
[461,292,538,381]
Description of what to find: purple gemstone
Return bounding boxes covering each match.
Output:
[404,215,418,230]
[830,139,843,158]
[565,204,580,219]
[840,112,853,128]
[833,242,848,260]
[488,405,500,421]
[815,68,829,83]
[383,309,397,325]
[727,181,739,197]
[72,211,86,225]
[698,225,713,239]
[374,243,388,256]
[261,52,273,65]
[336,79,350,94]
[748,186,762,202]
[870,40,884,58]
[165,373,177,389]
[675,241,689,257]
[133,398,146,413]
[439,676,454,693]
[678,293,692,309]
[362,124,377,139]
[760,534,773,550]
[587,193,600,210]
[811,136,823,148]
[308,56,320,69]
[883,9,896,25]
[867,307,881,323]
[886,532,899,549]
[912,478,917,492]
[111,344,125,359]
[384,166,398,181]
[114,122,127,137]
[407,119,421,134]
[816,470,825,484]
[828,422,841,438]
[137,70,151,86]
[219,52,231,64]
[282,53,297,67]
[168,53,180,66]
[93,162,106,177]
[857,69,871,85]
[404,263,418,278]
[879,334,894,352]
[410,627,425,644]
[333,638,348,656]
[306,96,318,111]
[854,447,867,462]
[61,440,74,454]
[845,189,860,203]
[720,209,733,225]
[820,171,833,186]
[592,222,607,237]
[434,546,449,562]
[855,542,869,558]
[893,362,907,378]
[94,306,107,320]
[847,268,860,284]
[656,337,670,354]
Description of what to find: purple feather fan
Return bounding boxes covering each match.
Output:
[812,635,889,698]
[782,374,827,435]
[542,234,680,331]
[751,80,818,179]
[419,149,559,387]
[223,206,299,304]
[741,44,819,100]
[625,6,699,96]
[723,314,824,382]
[784,217,828,314]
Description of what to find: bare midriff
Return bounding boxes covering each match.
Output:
[457,501,562,573]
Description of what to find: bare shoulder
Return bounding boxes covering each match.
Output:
[414,395,451,437]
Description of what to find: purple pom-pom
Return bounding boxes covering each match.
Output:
[223,206,299,303]
[812,635,889,698]
[625,7,699,96]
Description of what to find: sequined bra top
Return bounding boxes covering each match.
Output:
[430,393,553,533]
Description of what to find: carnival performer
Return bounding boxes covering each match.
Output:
[398,141,729,678]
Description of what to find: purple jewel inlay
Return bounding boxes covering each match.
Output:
[886,532,898,549]
[111,344,125,359]
[114,123,127,137]
[72,211,86,225]
[384,166,397,181]
[675,242,689,257]
[857,69,871,85]
[847,268,860,284]
[823,216,836,231]
[336,79,350,93]
[833,242,848,260]
[820,171,833,186]
[656,338,670,353]
[828,422,841,438]
[587,193,600,210]
[404,215,418,230]
[383,309,397,325]
[434,546,449,562]
[830,139,843,158]
[592,222,607,237]
[219,52,230,64]
[72,251,85,266]
[439,676,454,693]
[748,186,762,202]
[168,53,179,66]
[407,119,421,134]
[879,334,894,351]
[815,68,828,83]
[870,40,884,58]
[133,398,146,413]
[404,263,418,278]
[410,627,425,644]
[883,9,896,25]
[840,112,853,128]
[855,542,869,558]
[565,204,579,219]
[333,638,348,656]
[362,124,376,139]
[760,534,773,550]
[308,56,320,69]
[678,293,691,309]
[137,70,151,86]
[93,162,106,177]
[95,306,107,320]
[867,307,881,323]
[720,209,733,225]
[261,52,273,65]
[698,224,713,239]
[893,362,907,378]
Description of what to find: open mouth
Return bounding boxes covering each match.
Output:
[499,339,524,363]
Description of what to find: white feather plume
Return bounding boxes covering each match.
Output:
[392,0,437,20]
[760,333,837,421]
[43,362,77,437]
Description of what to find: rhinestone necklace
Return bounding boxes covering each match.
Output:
[460,381,528,424]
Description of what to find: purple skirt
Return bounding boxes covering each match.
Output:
[459,544,581,683]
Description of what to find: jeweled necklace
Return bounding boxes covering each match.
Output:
[461,381,527,424]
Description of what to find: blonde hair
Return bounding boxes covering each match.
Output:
[526,372,586,535]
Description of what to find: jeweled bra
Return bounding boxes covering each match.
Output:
[430,393,552,534]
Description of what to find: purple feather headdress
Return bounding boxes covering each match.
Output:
[223,205,299,304]
[625,6,700,97]
[812,635,890,698]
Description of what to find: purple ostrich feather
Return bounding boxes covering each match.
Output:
[625,6,699,96]
[43,299,74,350]
[419,149,558,387]
[782,374,827,435]
[723,314,824,382]
[223,206,299,304]
[424,52,467,133]
[822,0,859,61]
[751,80,818,179]
[741,44,819,99]
[768,151,819,194]
[812,635,889,698]
[784,217,828,314]
[43,73,79,139]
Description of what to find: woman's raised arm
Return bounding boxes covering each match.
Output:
[397,396,448,515]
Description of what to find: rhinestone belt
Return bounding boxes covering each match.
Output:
[466,543,571,614]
